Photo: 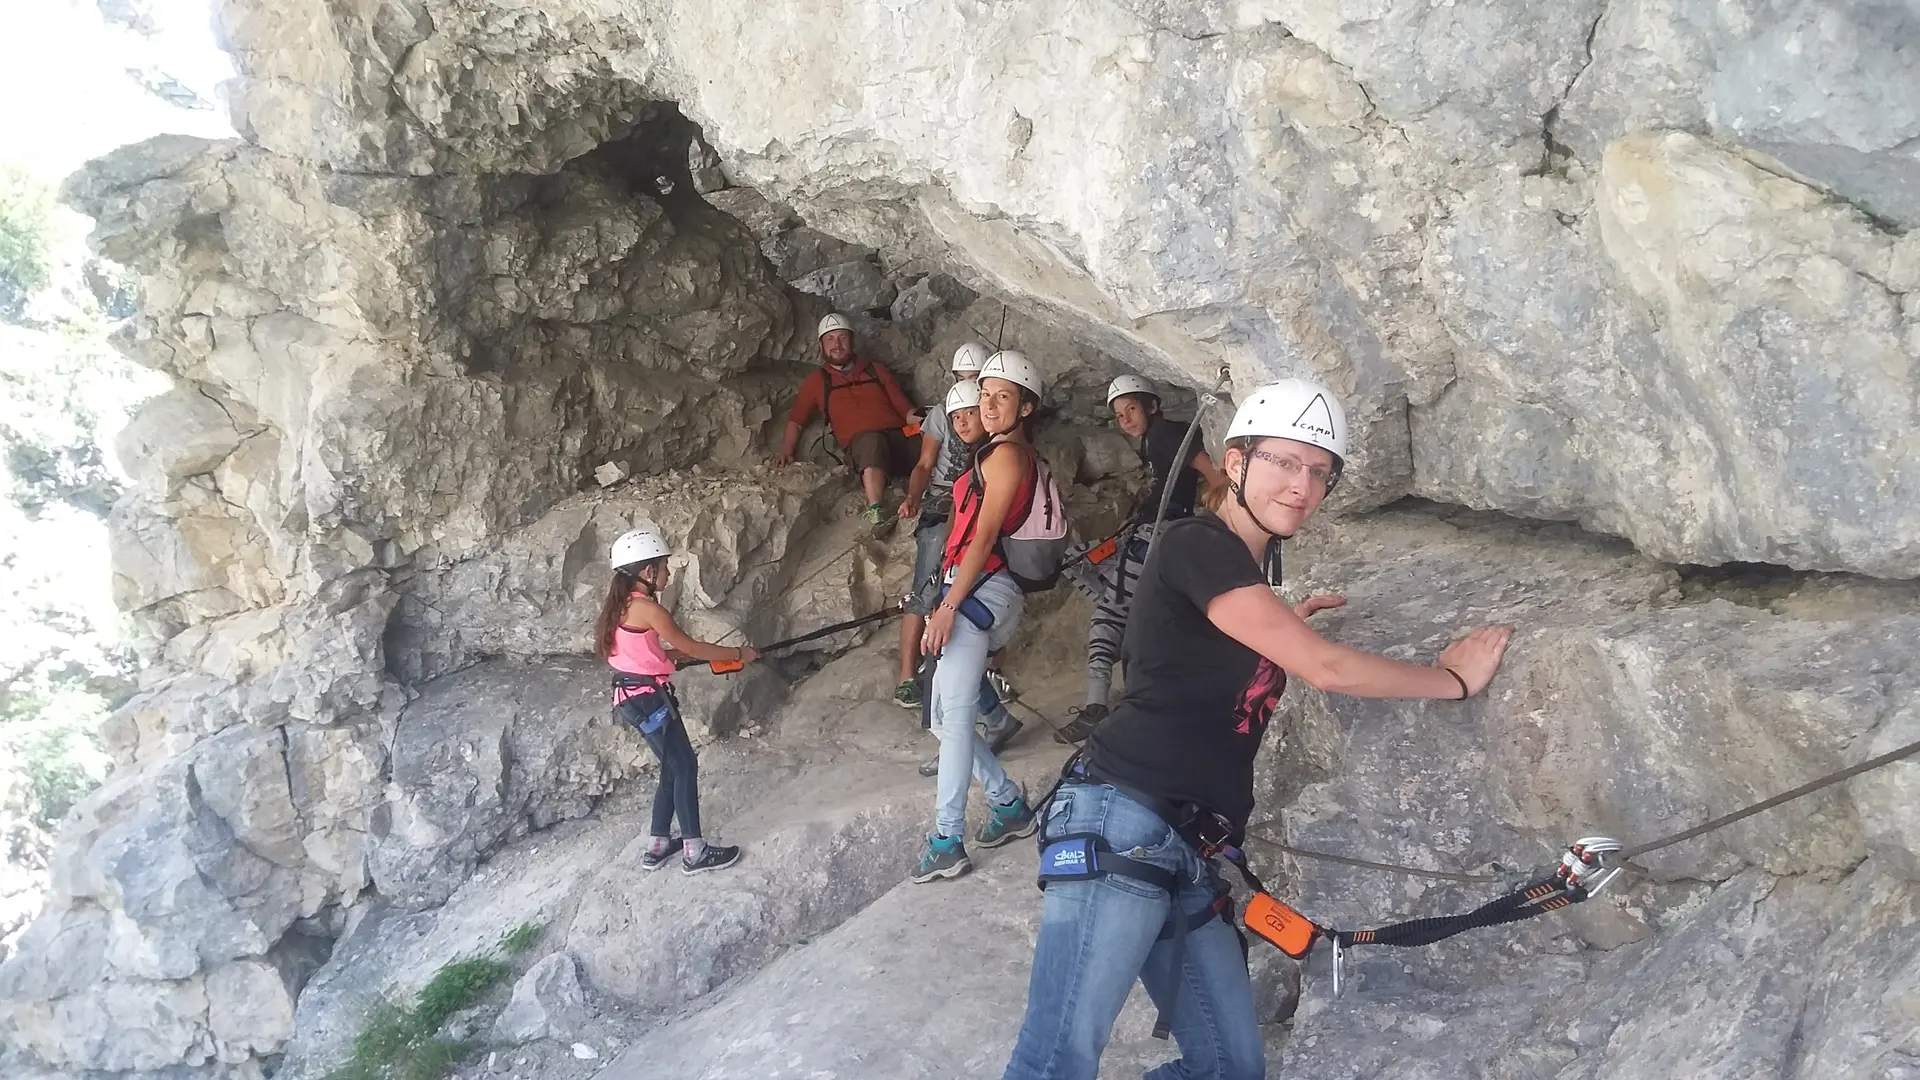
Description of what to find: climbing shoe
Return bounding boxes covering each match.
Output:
[918,753,941,778]
[682,844,742,875]
[985,669,1018,703]
[974,792,1038,849]
[864,502,895,538]
[911,835,972,883]
[985,713,1023,755]
[893,679,922,709]
[640,837,685,871]
[1054,703,1108,745]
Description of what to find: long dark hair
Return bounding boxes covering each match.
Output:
[593,559,664,658]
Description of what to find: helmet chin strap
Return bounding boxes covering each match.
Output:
[1229,453,1291,587]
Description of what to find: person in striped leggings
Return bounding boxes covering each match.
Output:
[1056,375,1226,745]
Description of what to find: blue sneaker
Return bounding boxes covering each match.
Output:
[910,834,972,883]
[974,792,1038,849]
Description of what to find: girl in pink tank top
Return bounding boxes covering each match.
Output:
[596,527,760,875]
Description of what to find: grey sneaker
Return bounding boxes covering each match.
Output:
[911,835,972,883]
[1054,703,1108,745]
[974,793,1038,849]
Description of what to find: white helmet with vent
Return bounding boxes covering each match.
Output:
[952,342,990,373]
[611,527,671,568]
[944,379,982,415]
[1224,378,1347,461]
[1105,374,1158,406]
[979,349,1044,398]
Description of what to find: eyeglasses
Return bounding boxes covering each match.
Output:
[1247,448,1337,490]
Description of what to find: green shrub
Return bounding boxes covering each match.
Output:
[0,164,53,295]
[327,929,544,1080]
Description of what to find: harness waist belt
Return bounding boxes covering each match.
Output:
[1075,757,1237,858]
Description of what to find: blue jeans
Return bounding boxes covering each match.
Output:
[908,516,951,616]
[1002,784,1264,1080]
[931,571,1024,837]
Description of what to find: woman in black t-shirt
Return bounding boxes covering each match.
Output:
[1001,379,1513,1080]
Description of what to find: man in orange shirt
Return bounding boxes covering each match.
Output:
[774,313,923,534]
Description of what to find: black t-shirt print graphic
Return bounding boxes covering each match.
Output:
[1233,657,1284,736]
[1089,514,1285,831]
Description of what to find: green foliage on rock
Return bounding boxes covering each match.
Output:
[0,164,54,301]
[327,926,548,1080]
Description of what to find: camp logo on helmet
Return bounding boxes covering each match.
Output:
[1291,394,1339,441]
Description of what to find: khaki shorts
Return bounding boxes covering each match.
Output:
[846,428,919,478]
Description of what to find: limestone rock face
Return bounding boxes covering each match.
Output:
[385,469,844,684]
[368,659,647,911]
[491,952,588,1045]
[11,0,1920,1077]
[205,0,1918,573]
[5,87,845,1077]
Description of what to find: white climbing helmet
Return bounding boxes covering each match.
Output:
[1224,378,1348,461]
[1105,374,1158,406]
[817,312,853,339]
[610,527,671,569]
[951,341,991,373]
[944,378,982,415]
[979,349,1044,398]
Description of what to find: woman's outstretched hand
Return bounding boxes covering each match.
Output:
[1293,594,1346,620]
[1438,625,1514,697]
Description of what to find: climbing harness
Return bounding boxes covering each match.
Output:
[611,673,681,738]
[1031,751,1250,1039]
[680,601,905,673]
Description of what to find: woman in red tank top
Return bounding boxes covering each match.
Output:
[911,350,1048,885]
[595,527,759,875]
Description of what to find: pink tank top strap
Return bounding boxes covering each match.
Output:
[609,586,675,701]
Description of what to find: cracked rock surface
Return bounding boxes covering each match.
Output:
[2,1,1917,1078]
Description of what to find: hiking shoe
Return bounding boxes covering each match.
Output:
[893,679,922,709]
[974,793,1039,849]
[640,837,685,871]
[911,835,972,883]
[1054,703,1108,745]
[985,670,1018,703]
[682,844,742,875]
[985,714,1023,755]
